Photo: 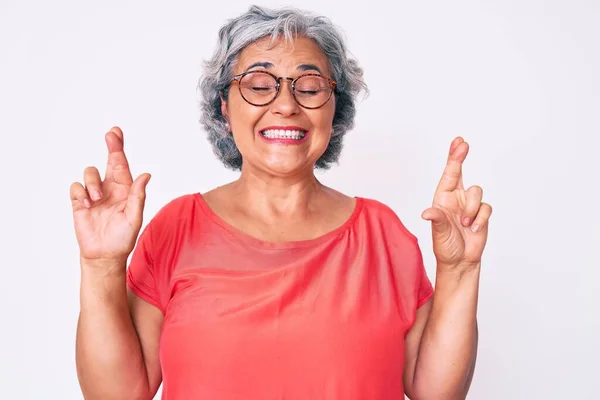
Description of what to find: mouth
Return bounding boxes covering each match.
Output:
[259,126,309,142]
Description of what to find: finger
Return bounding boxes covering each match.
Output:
[110,125,124,143]
[83,166,103,202]
[449,136,463,157]
[461,185,483,226]
[449,137,464,189]
[125,173,152,227]
[421,206,451,235]
[436,138,469,194]
[70,182,92,209]
[471,203,492,233]
[105,127,133,185]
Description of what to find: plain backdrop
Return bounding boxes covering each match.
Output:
[1,0,599,399]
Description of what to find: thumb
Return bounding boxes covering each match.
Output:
[125,173,151,226]
[421,206,451,235]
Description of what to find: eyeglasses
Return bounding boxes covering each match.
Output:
[230,70,337,109]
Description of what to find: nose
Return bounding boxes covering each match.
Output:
[270,79,300,117]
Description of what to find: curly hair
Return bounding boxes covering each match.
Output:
[198,5,368,170]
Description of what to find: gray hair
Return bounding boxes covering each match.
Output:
[198,5,368,170]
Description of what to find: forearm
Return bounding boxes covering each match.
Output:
[76,260,150,400]
[413,264,480,399]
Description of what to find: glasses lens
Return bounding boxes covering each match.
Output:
[239,72,278,105]
[294,75,332,108]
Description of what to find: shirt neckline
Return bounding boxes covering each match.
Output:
[193,193,364,250]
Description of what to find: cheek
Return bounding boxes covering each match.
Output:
[229,102,263,131]
[313,102,336,132]
[322,98,336,125]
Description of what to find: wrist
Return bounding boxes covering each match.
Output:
[437,260,481,277]
[430,265,480,321]
[80,256,128,278]
[435,263,481,291]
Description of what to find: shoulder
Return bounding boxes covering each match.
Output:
[144,193,200,234]
[357,196,419,242]
[153,193,198,217]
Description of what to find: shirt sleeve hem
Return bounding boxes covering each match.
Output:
[417,286,434,308]
[126,271,165,315]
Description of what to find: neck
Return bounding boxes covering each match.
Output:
[231,164,324,218]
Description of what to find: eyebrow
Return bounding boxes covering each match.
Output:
[245,62,323,74]
[245,61,274,71]
[297,63,322,74]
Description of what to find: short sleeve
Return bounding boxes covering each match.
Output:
[414,240,434,308]
[126,222,164,313]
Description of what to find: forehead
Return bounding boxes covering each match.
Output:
[236,36,331,75]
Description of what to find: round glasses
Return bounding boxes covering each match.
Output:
[230,70,337,109]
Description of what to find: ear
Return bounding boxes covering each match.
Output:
[220,91,228,120]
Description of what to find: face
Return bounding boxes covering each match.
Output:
[221,36,336,177]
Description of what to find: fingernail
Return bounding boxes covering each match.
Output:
[463,217,471,226]
[83,198,92,208]
[90,190,102,201]
[471,224,480,233]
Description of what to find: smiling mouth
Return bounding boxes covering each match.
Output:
[260,128,307,140]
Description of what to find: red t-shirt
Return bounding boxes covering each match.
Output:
[126,194,434,400]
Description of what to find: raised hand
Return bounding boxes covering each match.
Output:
[421,137,492,270]
[70,127,151,265]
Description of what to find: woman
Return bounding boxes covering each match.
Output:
[71,6,491,400]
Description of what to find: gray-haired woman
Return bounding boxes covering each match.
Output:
[71,5,492,400]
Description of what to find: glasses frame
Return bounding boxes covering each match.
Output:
[230,70,337,110]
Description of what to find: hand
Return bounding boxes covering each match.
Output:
[70,127,151,266]
[421,137,492,271]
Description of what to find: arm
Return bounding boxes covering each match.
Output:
[404,137,491,399]
[403,266,480,400]
[76,259,164,400]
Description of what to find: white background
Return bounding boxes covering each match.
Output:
[1,0,599,399]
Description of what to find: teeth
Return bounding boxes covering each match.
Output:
[261,129,306,140]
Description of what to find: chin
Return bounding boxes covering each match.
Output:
[258,157,315,176]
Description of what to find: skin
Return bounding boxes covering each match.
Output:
[205,36,356,242]
[71,36,491,400]
[405,137,492,399]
